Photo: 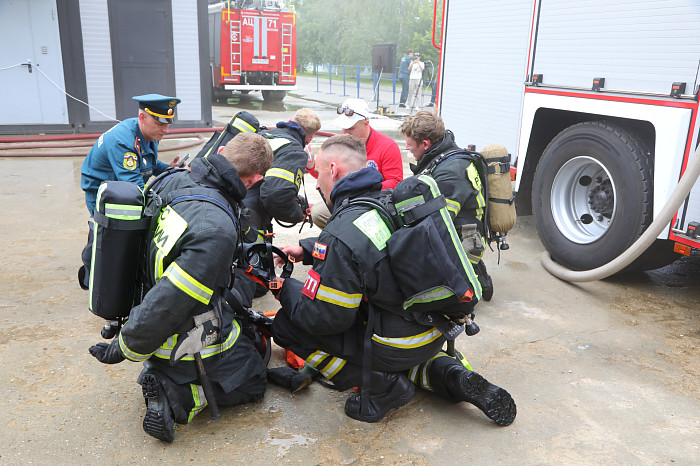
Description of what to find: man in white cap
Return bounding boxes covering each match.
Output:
[310,98,403,229]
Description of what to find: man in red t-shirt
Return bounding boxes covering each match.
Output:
[310,98,403,228]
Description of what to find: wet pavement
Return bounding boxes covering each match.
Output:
[0,86,699,464]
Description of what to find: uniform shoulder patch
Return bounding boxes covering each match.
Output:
[312,241,327,260]
[302,268,321,299]
[366,159,378,170]
[123,152,138,170]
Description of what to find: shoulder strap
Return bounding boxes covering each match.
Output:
[423,148,478,174]
[330,194,400,232]
[164,187,238,227]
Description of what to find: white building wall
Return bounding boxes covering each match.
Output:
[80,0,117,122]
[172,1,203,122]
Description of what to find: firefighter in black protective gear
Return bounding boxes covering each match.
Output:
[271,135,516,425]
[88,133,274,442]
[235,108,321,306]
[401,110,494,300]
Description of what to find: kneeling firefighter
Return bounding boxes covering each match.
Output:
[401,111,516,301]
[85,133,274,442]
[271,135,516,425]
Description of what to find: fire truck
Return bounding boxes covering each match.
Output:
[434,0,700,272]
[208,1,296,102]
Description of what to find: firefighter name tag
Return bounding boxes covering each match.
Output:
[153,206,188,255]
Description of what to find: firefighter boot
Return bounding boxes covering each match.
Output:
[142,373,176,442]
[266,366,313,393]
[475,260,494,301]
[344,371,416,423]
[429,357,516,426]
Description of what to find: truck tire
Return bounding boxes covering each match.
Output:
[532,121,678,272]
[262,90,286,102]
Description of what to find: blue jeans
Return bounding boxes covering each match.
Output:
[399,74,409,103]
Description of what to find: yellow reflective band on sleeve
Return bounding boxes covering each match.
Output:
[118,332,152,362]
[104,203,142,220]
[445,198,461,218]
[417,174,482,300]
[371,327,443,349]
[266,137,292,152]
[232,117,256,133]
[163,262,213,304]
[316,285,362,309]
[467,164,485,220]
[265,167,296,183]
[307,350,330,367]
[319,356,346,380]
[187,384,207,423]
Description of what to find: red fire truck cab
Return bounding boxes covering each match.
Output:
[208,1,297,102]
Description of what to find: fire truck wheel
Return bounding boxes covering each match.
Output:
[262,90,286,102]
[532,121,678,272]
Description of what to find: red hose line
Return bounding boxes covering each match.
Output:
[0,127,221,144]
[0,136,205,158]
[0,132,210,150]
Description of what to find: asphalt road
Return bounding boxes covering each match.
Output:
[0,88,698,464]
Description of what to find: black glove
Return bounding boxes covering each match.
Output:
[89,341,126,364]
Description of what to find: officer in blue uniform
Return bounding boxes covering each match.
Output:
[81,94,182,215]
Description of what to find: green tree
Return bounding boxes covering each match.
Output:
[290,0,439,72]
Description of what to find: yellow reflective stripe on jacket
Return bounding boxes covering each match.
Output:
[163,262,213,304]
[445,198,461,218]
[187,384,207,423]
[307,350,330,367]
[316,285,362,309]
[152,321,240,360]
[467,164,485,220]
[417,174,482,300]
[266,137,292,152]
[265,167,296,183]
[104,203,142,220]
[154,249,166,281]
[118,332,152,362]
[371,327,443,349]
[319,356,346,380]
[232,117,256,133]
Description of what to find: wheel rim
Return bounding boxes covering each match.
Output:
[550,156,617,244]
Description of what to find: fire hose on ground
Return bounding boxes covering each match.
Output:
[0,127,220,157]
[541,143,700,281]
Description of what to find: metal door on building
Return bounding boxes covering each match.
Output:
[0,0,68,125]
[108,0,176,120]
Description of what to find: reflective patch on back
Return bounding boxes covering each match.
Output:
[153,206,188,255]
[266,137,292,152]
[352,210,391,251]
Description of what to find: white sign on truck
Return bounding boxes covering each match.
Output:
[436,0,700,272]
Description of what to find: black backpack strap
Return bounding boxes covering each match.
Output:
[424,148,479,174]
[397,195,447,225]
[165,187,238,226]
[92,211,151,230]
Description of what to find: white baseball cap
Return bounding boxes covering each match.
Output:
[334,98,370,130]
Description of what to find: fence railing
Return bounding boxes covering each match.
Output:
[313,63,437,107]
